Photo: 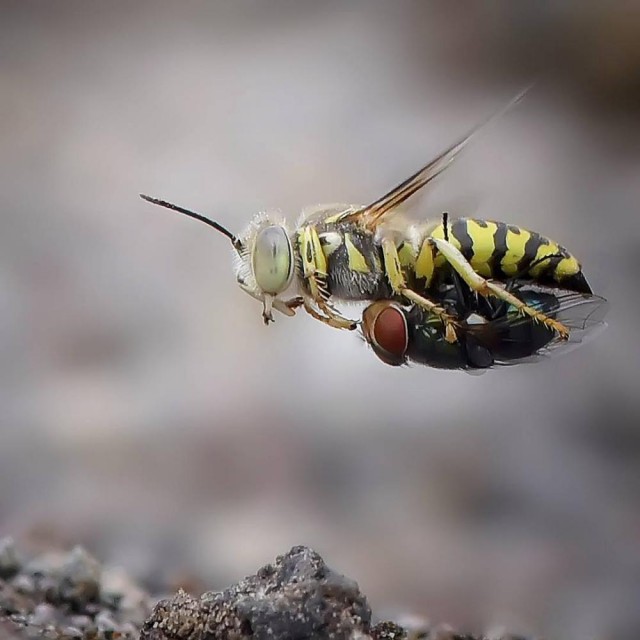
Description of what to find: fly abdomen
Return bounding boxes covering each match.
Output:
[429,218,592,294]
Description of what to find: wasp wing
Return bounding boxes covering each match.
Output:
[345,86,532,231]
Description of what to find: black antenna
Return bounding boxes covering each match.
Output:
[140,194,242,251]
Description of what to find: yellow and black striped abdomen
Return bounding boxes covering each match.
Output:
[428,218,592,294]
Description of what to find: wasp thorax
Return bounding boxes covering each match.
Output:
[251,225,294,295]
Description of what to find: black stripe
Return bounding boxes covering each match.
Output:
[545,254,563,278]
[517,231,543,274]
[560,271,592,294]
[530,253,564,289]
[490,222,508,278]
[451,219,473,260]
[350,229,376,272]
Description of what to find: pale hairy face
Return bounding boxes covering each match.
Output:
[233,212,296,323]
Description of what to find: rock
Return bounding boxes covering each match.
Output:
[30,603,57,627]
[0,539,21,580]
[0,581,32,616]
[371,620,409,639]
[100,565,151,625]
[0,539,543,640]
[57,546,102,608]
[0,542,145,640]
[141,545,372,640]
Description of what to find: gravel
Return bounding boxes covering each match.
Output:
[0,538,540,639]
[0,538,151,639]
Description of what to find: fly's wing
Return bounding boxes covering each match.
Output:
[344,86,532,231]
[466,289,609,367]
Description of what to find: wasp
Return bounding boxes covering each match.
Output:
[361,280,608,370]
[140,90,592,344]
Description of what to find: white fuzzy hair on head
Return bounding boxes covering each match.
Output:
[232,209,292,296]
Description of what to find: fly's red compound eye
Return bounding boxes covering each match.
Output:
[362,301,409,366]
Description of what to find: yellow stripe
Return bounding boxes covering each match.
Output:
[381,237,404,290]
[397,242,416,269]
[310,227,327,274]
[465,220,498,277]
[428,224,459,270]
[298,226,327,300]
[298,228,314,279]
[415,239,435,282]
[554,255,580,279]
[530,241,561,277]
[344,233,369,273]
[501,228,532,276]
[429,223,460,245]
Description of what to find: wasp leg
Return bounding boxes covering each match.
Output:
[316,298,357,330]
[283,296,304,311]
[239,281,299,319]
[430,237,570,339]
[489,253,565,320]
[304,266,357,329]
[299,224,357,330]
[380,236,459,343]
[302,297,357,330]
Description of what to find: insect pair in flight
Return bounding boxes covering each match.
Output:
[141,91,607,371]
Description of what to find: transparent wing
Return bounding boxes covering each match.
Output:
[468,288,609,368]
[345,86,532,231]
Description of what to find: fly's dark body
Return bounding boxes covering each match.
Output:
[361,280,608,371]
[405,289,559,369]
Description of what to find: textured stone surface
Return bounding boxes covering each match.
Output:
[141,545,516,640]
[0,537,150,639]
[141,545,371,640]
[0,539,542,640]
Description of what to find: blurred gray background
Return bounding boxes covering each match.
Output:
[1,2,640,638]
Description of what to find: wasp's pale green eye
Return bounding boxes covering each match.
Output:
[252,226,294,295]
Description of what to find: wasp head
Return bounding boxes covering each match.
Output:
[233,212,296,324]
[140,195,297,325]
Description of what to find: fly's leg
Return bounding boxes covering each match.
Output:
[430,237,570,339]
[299,225,357,330]
[380,236,459,343]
